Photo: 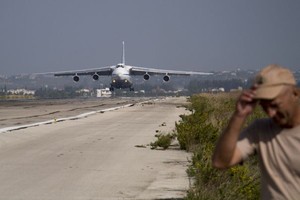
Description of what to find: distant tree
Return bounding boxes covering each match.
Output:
[186,79,250,94]
[35,86,80,99]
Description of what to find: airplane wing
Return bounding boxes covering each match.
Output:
[129,66,213,76]
[53,66,114,76]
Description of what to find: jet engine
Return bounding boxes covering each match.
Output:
[73,75,80,82]
[92,74,99,80]
[143,73,150,81]
[163,75,170,82]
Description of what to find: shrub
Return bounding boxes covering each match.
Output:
[150,132,176,150]
[175,93,264,199]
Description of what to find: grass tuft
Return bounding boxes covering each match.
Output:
[150,132,176,150]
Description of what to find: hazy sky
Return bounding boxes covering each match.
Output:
[1,0,300,75]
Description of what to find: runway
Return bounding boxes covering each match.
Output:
[0,98,148,128]
[0,97,190,200]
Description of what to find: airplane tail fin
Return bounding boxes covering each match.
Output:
[122,41,125,65]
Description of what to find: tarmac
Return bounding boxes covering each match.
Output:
[0,97,191,200]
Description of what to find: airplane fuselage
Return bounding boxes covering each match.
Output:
[110,64,133,90]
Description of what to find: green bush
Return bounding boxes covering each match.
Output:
[150,132,176,150]
[175,93,264,199]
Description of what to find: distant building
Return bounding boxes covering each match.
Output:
[97,88,112,97]
[7,89,35,95]
[230,86,243,92]
[211,88,225,93]
[76,89,90,94]
[76,89,92,97]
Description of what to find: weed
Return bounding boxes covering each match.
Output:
[150,132,176,150]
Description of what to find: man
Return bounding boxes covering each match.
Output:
[212,64,300,199]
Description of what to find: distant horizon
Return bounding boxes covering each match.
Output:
[2,66,300,77]
[1,67,300,78]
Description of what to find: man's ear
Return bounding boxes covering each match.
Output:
[293,87,300,98]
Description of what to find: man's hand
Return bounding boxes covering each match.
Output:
[235,86,258,118]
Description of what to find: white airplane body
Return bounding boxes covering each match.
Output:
[54,42,212,91]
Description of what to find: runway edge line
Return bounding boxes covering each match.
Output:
[0,103,135,134]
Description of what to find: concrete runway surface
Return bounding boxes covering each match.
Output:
[0,98,148,128]
[0,97,191,200]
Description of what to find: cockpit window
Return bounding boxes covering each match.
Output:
[116,64,124,68]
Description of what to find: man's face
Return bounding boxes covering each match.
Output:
[259,87,296,128]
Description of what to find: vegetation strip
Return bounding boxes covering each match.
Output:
[176,93,264,199]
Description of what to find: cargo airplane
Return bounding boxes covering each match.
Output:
[54,42,213,91]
